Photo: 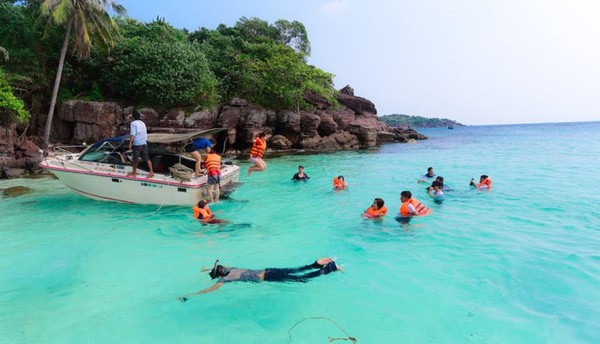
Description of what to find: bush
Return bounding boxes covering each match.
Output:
[0,68,29,125]
[104,37,218,108]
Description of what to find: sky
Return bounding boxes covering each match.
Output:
[117,0,600,125]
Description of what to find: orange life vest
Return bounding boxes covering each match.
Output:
[478,178,492,190]
[204,153,221,175]
[333,178,347,189]
[193,206,213,222]
[399,198,431,217]
[250,137,266,158]
[366,205,388,218]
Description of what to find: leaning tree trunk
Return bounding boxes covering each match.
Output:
[42,18,73,150]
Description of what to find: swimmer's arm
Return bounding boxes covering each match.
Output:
[178,282,224,301]
[407,204,417,215]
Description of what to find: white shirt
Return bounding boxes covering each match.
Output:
[130,120,147,146]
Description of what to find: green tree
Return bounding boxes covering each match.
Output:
[39,0,125,149]
[0,68,30,125]
[104,37,217,108]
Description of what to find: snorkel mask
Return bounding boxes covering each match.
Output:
[209,259,220,279]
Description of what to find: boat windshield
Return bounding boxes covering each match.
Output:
[78,140,175,165]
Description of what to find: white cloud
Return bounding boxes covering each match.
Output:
[321,0,348,15]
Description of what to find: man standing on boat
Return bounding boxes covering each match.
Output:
[128,110,154,179]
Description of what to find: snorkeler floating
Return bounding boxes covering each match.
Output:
[178,257,342,301]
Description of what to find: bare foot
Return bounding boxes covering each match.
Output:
[127,172,136,178]
[146,173,155,179]
[247,168,252,176]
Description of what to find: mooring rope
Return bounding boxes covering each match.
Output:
[287,316,357,343]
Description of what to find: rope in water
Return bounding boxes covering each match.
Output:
[287,317,357,343]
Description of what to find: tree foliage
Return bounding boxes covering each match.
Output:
[192,17,334,111]
[103,19,218,108]
[0,68,30,125]
[1,1,338,134]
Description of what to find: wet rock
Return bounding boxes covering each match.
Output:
[3,185,32,197]
[330,131,359,150]
[347,115,388,147]
[5,169,27,179]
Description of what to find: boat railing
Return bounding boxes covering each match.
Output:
[53,145,88,154]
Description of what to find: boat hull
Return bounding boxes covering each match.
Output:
[40,157,239,206]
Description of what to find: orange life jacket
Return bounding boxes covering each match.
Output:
[399,198,431,216]
[204,153,221,174]
[250,137,266,158]
[193,206,213,222]
[478,178,492,190]
[366,205,388,218]
[333,178,347,189]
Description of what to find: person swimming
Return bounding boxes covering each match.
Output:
[193,200,227,224]
[417,167,436,184]
[363,198,388,219]
[178,257,342,300]
[333,176,348,189]
[427,181,445,203]
[292,165,310,181]
[470,175,492,190]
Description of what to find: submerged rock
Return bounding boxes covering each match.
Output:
[3,186,32,198]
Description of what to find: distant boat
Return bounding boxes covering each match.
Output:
[448,125,454,129]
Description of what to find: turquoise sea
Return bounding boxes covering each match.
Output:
[1,122,599,343]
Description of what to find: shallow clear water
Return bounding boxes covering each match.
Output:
[1,122,599,343]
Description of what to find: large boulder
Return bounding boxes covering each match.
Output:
[299,135,322,150]
[275,110,302,144]
[56,101,121,142]
[347,115,386,147]
[265,110,277,127]
[160,109,186,127]
[377,131,397,143]
[217,106,243,129]
[331,108,356,131]
[185,110,218,129]
[336,85,377,115]
[269,134,293,149]
[316,111,338,136]
[313,136,341,151]
[242,106,268,129]
[303,90,331,110]
[330,131,359,150]
[300,111,321,136]
[138,108,160,128]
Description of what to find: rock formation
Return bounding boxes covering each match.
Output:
[0,86,427,177]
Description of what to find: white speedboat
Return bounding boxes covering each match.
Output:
[40,129,240,206]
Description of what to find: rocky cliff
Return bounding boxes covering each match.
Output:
[1,86,427,178]
[51,85,426,151]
